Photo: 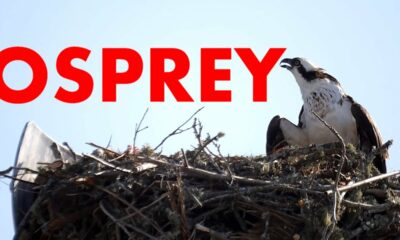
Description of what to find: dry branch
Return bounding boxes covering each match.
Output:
[154,107,204,151]
[327,170,400,194]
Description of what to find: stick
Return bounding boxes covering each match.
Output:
[266,142,343,162]
[96,185,166,236]
[327,170,400,194]
[14,192,45,238]
[86,142,120,156]
[177,169,189,239]
[261,212,271,240]
[137,156,270,186]
[312,111,346,240]
[154,107,204,151]
[62,142,78,161]
[192,132,224,161]
[181,149,189,168]
[2,166,41,175]
[342,199,393,213]
[119,193,168,221]
[1,167,41,186]
[99,200,159,240]
[99,201,135,238]
[311,111,346,187]
[106,135,113,148]
[137,155,328,196]
[195,223,228,240]
[133,108,149,156]
[84,154,135,174]
[192,119,224,172]
[0,167,13,175]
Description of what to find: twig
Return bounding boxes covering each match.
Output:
[192,206,228,225]
[1,167,41,186]
[192,119,210,159]
[138,156,328,197]
[260,212,271,240]
[364,188,387,199]
[191,193,237,210]
[154,107,204,151]
[327,170,400,194]
[213,141,234,184]
[342,199,393,213]
[106,135,113,148]
[14,191,46,239]
[177,169,189,239]
[140,194,166,216]
[192,118,203,143]
[3,166,41,175]
[266,142,343,162]
[186,189,203,208]
[192,119,223,172]
[348,226,364,239]
[181,149,189,168]
[192,132,225,161]
[108,153,127,163]
[99,200,135,238]
[86,142,120,156]
[84,154,135,174]
[62,142,78,161]
[137,156,270,185]
[241,184,326,196]
[312,111,346,240]
[0,167,13,175]
[4,175,39,186]
[191,184,325,211]
[311,111,346,187]
[96,185,166,236]
[100,200,159,240]
[195,223,228,240]
[133,108,149,156]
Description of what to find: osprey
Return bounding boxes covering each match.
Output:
[266,57,387,173]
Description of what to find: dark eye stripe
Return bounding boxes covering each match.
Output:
[297,66,340,85]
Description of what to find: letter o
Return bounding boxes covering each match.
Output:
[0,47,47,103]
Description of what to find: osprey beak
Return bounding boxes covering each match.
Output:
[280,58,293,70]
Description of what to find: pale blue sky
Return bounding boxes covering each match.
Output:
[1,1,400,238]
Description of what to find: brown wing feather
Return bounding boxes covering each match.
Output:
[266,115,287,155]
[351,100,387,173]
[266,106,304,155]
[298,105,304,128]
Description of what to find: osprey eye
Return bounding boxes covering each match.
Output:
[293,59,301,66]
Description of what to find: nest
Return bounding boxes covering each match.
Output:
[13,138,400,240]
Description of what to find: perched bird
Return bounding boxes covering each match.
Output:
[266,57,387,173]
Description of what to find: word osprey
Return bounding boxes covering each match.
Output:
[267,57,388,173]
[0,47,285,103]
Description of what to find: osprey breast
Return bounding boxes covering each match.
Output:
[303,95,359,146]
[304,86,341,118]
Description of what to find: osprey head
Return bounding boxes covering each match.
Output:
[280,57,340,90]
[280,57,318,72]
